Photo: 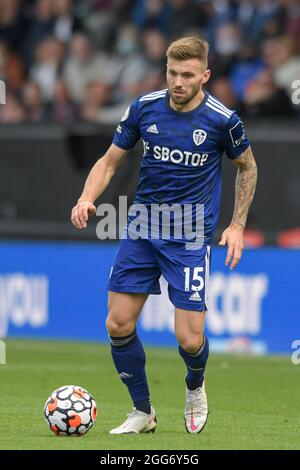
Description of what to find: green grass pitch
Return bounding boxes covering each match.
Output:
[0,339,299,450]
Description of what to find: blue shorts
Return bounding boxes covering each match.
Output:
[108,238,211,311]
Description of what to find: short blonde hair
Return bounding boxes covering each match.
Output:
[166,37,209,68]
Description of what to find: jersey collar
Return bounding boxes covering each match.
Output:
[165,90,209,116]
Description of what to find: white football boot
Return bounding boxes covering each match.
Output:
[110,406,157,434]
[184,380,208,434]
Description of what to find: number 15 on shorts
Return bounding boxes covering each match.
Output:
[184,267,204,292]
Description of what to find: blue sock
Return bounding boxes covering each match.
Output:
[179,336,209,390]
[110,329,151,414]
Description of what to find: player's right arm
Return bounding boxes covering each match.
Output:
[72,98,141,229]
[71,144,127,229]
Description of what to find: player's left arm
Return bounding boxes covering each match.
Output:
[219,145,257,270]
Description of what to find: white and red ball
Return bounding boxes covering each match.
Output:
[44,385,97,436]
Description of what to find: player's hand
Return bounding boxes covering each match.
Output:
[219,223,244,270]
[71,200,96,229]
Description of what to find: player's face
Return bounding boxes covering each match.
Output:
[167,58,210,106]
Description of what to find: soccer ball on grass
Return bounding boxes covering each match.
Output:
[44,385,97,436]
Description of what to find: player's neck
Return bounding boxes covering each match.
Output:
[169,89,205,113]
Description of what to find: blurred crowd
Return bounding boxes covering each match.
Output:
[0,0,300,125]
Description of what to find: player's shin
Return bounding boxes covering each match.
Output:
[109,329,152,414]
[179,336,209,390]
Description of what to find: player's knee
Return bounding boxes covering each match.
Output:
[106,314,135,337]
[178,336,204,354]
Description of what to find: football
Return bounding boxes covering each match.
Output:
[44,385,97,436]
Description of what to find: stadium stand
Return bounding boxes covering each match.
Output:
[0,0,299,124]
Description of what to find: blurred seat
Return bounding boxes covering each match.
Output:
[243,229,265,248]
[277,228,300,248]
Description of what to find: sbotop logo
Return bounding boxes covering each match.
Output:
[0,80,6,105]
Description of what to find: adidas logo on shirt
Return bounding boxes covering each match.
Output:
[147,124,159,134]
[189,292,202,301]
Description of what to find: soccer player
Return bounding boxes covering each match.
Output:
[71,37,257,434]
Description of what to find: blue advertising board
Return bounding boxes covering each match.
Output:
[0,241,299,354]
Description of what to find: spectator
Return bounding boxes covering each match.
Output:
[244,68,295,117]
[278,0,300,45]
[236,0,283,44]
[109,24,149,102]
[63,32,116,103]
[262,35,300,99]
[30,37,65,102]
[140,28,167,93]
[229,44,265,101]
[209,76,243,114]
[0,92,26,122]
[79,0,116,50]
[22,0,55,67]
[80,79,112,122]
[22,80,49,121]
[50,78,77,122]
[168,0,207,39]
[0,0,30,51]
[131,0,171,34]
[211,22,242,77]
[52,0,82,44]
[0,40,25,92]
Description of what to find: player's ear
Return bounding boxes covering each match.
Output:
[202,69,211,85]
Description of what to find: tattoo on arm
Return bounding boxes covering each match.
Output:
[231,146,257,229]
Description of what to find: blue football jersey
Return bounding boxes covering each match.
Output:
[113,89,250,244]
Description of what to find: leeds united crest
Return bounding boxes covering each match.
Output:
[193,129,207,146]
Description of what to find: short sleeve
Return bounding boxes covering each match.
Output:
[112,99,141,150]
[221,112,250,159]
